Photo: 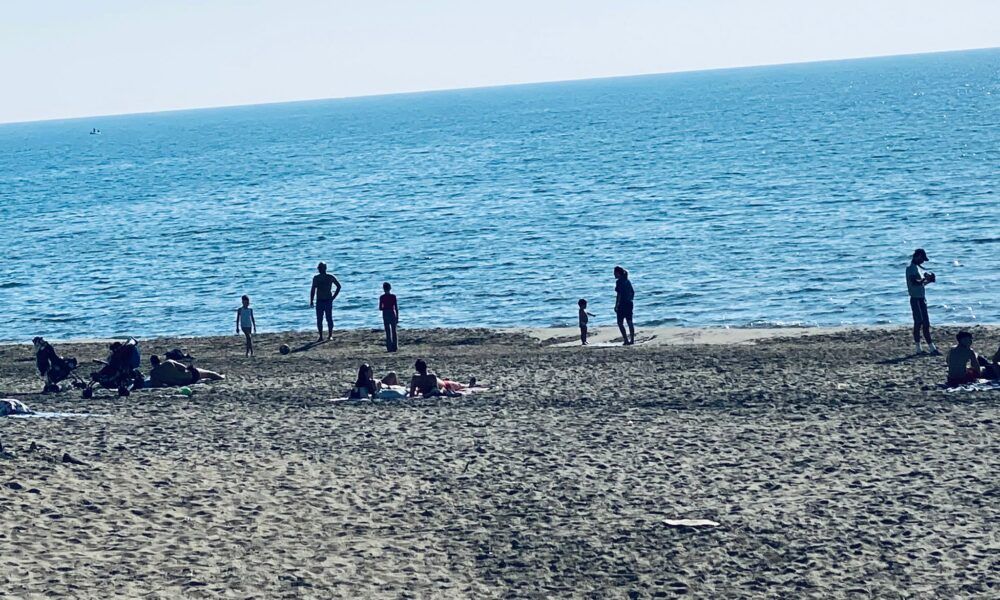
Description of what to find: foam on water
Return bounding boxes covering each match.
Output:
[0,49,998,341]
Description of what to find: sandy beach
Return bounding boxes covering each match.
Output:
[1,325,998,598]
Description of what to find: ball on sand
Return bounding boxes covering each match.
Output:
[279,343,291,355]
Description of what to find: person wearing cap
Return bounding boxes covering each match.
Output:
[906,248,938,355]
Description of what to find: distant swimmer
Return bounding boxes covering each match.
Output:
[946,331,982,387]
[906,248,939,355]
[309,262,341,341]
[614,266,635,346]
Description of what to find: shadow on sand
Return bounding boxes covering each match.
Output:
[876,353,932,365]
[287,339,329,354]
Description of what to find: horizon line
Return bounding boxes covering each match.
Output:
[2,45,997,127]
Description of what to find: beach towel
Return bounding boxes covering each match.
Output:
[376,385,408,400]
[328,385,489,402]
[943,379,1000,393]
[9,411,97,419]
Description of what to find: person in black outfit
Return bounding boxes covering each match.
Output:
[614,266,635,346]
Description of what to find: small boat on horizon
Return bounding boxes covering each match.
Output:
[89,128,101,135]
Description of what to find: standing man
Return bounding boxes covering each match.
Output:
[906,248,939,355]
[614,265,636,346]
[310,262,341,341]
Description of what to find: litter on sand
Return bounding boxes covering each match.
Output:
[664,519,719,528]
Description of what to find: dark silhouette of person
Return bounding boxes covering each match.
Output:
[309,262,341,341]
[906,248,938,354]
[578,299,595,345]
[379,282,399,352]
[409,359,440,397]
[614,266,635,345]
[946,331,982,387]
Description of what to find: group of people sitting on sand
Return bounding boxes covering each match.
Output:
[348,359,476,400]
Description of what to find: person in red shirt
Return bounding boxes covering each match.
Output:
[379,282,399,352]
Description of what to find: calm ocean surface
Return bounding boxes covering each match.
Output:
[1,49,997,341]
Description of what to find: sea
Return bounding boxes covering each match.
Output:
[1,48,997,342]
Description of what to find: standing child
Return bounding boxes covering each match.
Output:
[578,299,595,345]
[236,295,256,357]
[379,282,399,352]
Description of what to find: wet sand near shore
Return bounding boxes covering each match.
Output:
[1,326,997,598]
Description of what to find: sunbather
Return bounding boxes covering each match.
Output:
[148,355,224,387]
[408,359,475,397]
[946,331,982,387]
[348,363,380,399]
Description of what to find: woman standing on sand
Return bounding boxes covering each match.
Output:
[614,266,635,346]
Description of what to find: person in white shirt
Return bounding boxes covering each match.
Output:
[236,295,257,357]
[905,248,938,355]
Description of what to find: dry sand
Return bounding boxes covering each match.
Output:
[1,326,998,598]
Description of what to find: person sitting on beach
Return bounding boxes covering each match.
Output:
[348,363,380,399]
[946,331,982,387]
[148,355,225,387]
[409,359,440,397]
[978,344,1000,380]
[408,359,475,397]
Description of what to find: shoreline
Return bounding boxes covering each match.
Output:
[6,323,999,348]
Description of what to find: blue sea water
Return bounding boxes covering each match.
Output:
[0,49,997,341]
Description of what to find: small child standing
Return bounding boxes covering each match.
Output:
[236,295,257,357]
[578,299,595,345]
[379,282,399,352]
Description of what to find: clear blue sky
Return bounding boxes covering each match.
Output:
[2,0,998,124]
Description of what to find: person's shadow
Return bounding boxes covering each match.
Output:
[876,353,926,365]
[288,339,329,354]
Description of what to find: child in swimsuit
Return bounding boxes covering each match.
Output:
[578,299,595,345]
[236,295,257,357]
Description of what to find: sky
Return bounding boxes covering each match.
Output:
[2,0,998,124]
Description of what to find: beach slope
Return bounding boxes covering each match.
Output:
[1,326,997,597]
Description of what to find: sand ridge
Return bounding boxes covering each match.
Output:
[1,326,998,598]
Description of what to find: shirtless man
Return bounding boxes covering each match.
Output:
[946,331,982,387]
[309,262,342,341]
[408,359,440,397]
[148,355,225,387]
